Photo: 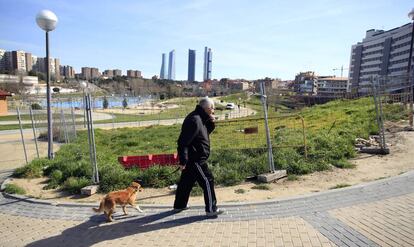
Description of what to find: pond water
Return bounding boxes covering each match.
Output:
[39,96,152,109]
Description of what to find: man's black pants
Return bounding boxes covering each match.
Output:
[173,161,217,213]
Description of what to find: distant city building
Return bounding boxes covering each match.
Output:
[103,69,114,78]
[54,58,60,81]
[254,78,280,92]
[25,53,32,72]
[90,67,100,79]
[81,67,100,80]
[168,50,175,80]
[113,69,122,77]
[0,49,6,71]
[61,65,75,79]
[188,49,196,82]
[127,70,142,78]
[160,53,167,79]
[348,23,414,93]
[203,47,212,81]
[81,67,92,80]
[229,81,249,91]
[37,57,60,81]
[31,55,38,72]
[11,50,26,72]
[317,76,348,97]
[294,71,318,95]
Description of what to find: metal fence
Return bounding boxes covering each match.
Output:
[2,74,412,172]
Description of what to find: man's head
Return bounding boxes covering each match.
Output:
[198,97,215,115]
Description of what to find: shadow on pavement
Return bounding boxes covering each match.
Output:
[26,210,208,247]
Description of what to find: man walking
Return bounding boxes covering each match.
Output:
[173,97,223,217]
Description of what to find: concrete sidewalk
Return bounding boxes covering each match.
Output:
[0,170,413,246]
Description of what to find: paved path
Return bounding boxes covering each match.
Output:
[0,169,413,246]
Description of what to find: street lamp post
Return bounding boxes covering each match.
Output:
[36,10,58,159]
[407,8,414,128]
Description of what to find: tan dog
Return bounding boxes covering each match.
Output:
[93,182,143,222]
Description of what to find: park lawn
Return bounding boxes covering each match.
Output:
[13,96,408,193]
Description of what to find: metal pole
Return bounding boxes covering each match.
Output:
[88,94,99,183]
[61,109,69,143]
[45,31,53,159]
[376,79,387,149]
[407,21,414,128]
[260,81,275,172]
[85,94,96,183]
[71,107,77,139]
[300,116,307,159]
[17,107,28,164]
[112,112,115,129]
[83,91,86,128]
[29,108,40,158]
[372,78,386,150]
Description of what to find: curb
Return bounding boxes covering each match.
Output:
[1,170,413,209]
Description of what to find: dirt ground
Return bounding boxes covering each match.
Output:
[0,132,60,171]
[8,127,414,206]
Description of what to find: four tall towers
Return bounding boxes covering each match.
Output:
[160,46,212,81]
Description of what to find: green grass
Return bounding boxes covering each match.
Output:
[13,96,408,194]
[287,174,299,181]
[251,184,271,190]
[190,185,203,196]
[234,188,246,194]
[4,184,26,195]
[329,183,351,190]
[94,98,231,124]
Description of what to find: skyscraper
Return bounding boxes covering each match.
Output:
[160,53,167,79]
[203,47,212,81]
[188,49,196,82]
[168,50,175,80]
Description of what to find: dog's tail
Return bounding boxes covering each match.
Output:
[93,199,104,213]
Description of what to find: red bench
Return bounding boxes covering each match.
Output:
[118,153,179,169]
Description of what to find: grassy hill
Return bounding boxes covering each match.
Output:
[13,96,408,193]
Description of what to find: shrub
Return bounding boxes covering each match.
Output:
[251,184,270,190]
[31,103,42,110]
[13,158,50,178]
[4,184,26,195]
[332,159,356,169]
[287,174,299,181]
[235,188,246,194]
[103,96,109,109]
[190,184,203,196]
[63,177,91,194]
[44,170,63,189]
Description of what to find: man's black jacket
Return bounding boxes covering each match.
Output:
[177,105,215,165]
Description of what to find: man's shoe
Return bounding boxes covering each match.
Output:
[206,208,224,217]
[173,206,190,213]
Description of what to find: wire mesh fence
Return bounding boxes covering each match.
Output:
[1,74,412,175]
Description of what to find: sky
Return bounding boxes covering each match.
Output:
[0,0,413,81]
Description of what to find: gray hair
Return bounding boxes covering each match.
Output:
[198,97,215,109]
